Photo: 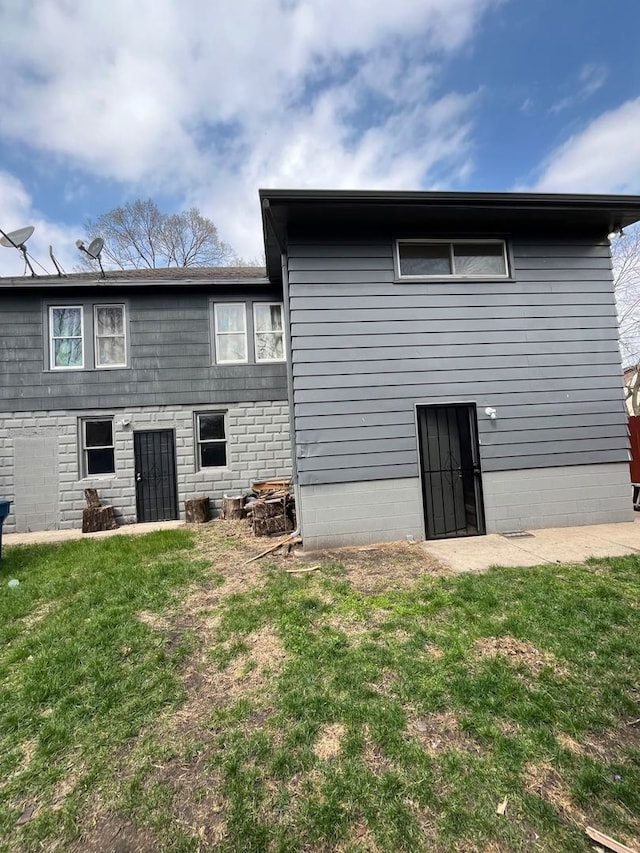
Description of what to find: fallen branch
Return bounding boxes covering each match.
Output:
[586,826,638,853]
[626,718,640,727]
[244,535,302,564]
[286,565,321,574]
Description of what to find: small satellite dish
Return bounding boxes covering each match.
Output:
[76,234,106,278]
[87,237,104,259]
[0,225,35,248]
[0,225,38,276]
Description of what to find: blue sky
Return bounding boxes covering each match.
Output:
[1,0,640,274]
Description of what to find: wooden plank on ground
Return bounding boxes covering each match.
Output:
[586,827,638,853]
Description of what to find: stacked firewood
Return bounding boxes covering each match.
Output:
[245,478,296,536]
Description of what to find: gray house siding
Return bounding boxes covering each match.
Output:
[0,283,291,532]
[287,239,628,489]
[0,290,287,412]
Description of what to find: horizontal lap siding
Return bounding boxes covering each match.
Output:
[287,239,627,486]
[0,293,287,410]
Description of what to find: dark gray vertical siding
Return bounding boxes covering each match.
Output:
[287,239,627,487]
[0,291,287,410]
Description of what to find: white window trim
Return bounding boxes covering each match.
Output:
[253,302,286,363]
[214,303,248,364]
[395,239,509,279]
[94,304,127,368]
[81,417,115,479]
[195,411,228,470]
[50,305,84,370]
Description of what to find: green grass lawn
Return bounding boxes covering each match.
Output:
[1,526,639,852]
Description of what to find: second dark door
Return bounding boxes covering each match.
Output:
[133,430,178,522]
[417,404,485,539]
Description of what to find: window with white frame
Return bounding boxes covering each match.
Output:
[214,303,247,363]
[254,303,285,362]
[81,418,115,476]
[196,412,227,468]
[50,306,84,369]
[396,240,509,279]
[94,305,126,367]
[49,303,127,369]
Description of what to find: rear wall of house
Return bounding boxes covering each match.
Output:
[287,235,632,548]
[0,287,291,532]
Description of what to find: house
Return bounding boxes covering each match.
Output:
[260,190,640,549]
[0,267,291,533]
[2,189,639,545]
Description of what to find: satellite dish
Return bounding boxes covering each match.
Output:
[0,225,35,248]
[86,237,104,259]
[76,234,106,278]
[0,225,38,276]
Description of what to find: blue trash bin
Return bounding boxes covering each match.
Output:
[0,500,11,562]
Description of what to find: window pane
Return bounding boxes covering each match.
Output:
[96,305,124,335]
[87,448,115,475]
[52,307,81,337]
[200,443,227,467]
[97,337,125,366]
[256,332,284,361]
[198,414,225,441]
[86,420,113,447]
[255,304,283,332]
[399,244,451,276]
[453,243,506,276]
[216,304,245,333]
[217,333,247,362]
[54,338,82,367]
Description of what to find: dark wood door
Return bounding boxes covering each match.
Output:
[417,404,485,540]
[133,430,178,523]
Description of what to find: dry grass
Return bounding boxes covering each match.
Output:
[474,635,566,676]
[313,723,347,760]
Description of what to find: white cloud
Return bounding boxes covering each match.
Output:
[529,98,640,193]
[0,0,499,259]
[0,172,80,277]
[549,61,608,114]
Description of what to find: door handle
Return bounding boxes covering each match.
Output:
[136,473,142,482]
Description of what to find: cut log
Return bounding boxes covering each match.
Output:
[82,505,117,533]
[84,488,101,508]
[185,495,210,524]
[221,495,245,520]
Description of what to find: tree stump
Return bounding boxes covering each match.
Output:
[82,505,118,533]
[221,495,245,520]
[185,495,210,524]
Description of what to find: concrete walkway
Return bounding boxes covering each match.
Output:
[422,518,640,572]
[3,519,184,547]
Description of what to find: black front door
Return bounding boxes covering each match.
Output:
[417,404,485,540]
[133,430,178,522]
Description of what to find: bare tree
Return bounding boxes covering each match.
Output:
[82,199,235,270]
[613,225,640,413]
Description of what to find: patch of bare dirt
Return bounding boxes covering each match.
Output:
[336,819,382,852]
[474,636,567,677]
[408,711,482,757]
[21,601,56,629]
[315,541,449,593]
[556,724,640,762]
[72,815,160,853]
[313,723,347,760]
[524,761,588,826]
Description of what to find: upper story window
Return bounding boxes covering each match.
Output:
[50,306,84,369]
[211,301,285,364]
[396,240,509,279]
[48,303,127,370]
[254,303,285,362]
[214,303,248,363]
[94,305,126,367]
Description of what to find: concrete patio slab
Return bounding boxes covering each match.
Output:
[421,519,640,573]
[3,520,185,547]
